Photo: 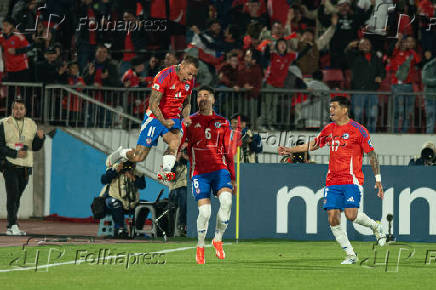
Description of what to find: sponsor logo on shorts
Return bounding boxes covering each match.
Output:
[347,196,355,203]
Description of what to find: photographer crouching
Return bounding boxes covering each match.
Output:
[231,114,263,163]
[0,97,45,236]
[409,141,436,166]
[100,160,146,238]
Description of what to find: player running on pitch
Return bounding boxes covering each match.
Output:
[278,96,386,264]
[181,86,236,264]
[107,55,198,181]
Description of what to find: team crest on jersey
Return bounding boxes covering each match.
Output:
[152,83,160,90]
[185,84,190,91]
[342,133,349,140]
[146,137,152,145]
[214,122,221,128]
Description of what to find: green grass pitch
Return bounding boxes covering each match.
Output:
[0,239,435,290]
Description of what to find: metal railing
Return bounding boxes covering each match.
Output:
[1,82,434,134]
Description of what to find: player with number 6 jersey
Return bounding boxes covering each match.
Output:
[180,86,236,264]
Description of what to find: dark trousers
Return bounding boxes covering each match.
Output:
[169,186,187,227]
[3,166,29,228]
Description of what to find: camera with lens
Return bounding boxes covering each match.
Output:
[120,161,135,173]
[409,142,436,166]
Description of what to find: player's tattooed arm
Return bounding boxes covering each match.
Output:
[278,139,319,155]
[181,94,192,126]
[368,150,380,176]
[149,89,165,123]
[368,150,384,199]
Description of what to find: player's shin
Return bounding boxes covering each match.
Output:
[353,212,378,230]
[197,204,211,247]
[330,225,355,256]
[214,191,232,242]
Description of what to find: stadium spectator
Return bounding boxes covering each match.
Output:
[217,52,239,89]
[262,38,297,130]
[162,52,178,70]
[35,47,66,84]
[100,160,146,238]
[304,70,331,128]
[83,44,120,88]
[236,49,263,128]
[169,0,188,51]
[111,10,147,77]
[232,0,268,33]
[319,0,373,68]
[267,0,290,26]
[217,25,242,56]
[0,97,45,236]
[61,62,86,123]
[76,0,99,73]
[121,57,146,88]
[143,55,160,87]
[295,15,337,76]
[191,19,224,57]
[11,0,38,42]
[388,34,421,133]
[0,17,32,83]
[421,56,436,133]
[345,38,385,132]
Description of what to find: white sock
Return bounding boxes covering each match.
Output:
[330,225,355,256]
[214,191,232,242]
[353,212,378,230]
[197,204,211,247]
[162,155,176,172]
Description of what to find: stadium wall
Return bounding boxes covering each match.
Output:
[187,164,436,242]
[48,129,169,218]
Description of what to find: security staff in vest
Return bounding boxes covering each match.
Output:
[0,97,45,236]
[100,159,146,238]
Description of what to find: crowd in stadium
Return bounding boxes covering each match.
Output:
[1,0,436,133]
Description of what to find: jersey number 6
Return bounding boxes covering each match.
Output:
[205,128,211,139]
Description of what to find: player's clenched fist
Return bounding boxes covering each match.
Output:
[162,119,175,129]
[278,146,291,156]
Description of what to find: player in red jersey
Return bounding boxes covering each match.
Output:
[107,55,198,180]
[181,86,236,264]
[278,96,386,265]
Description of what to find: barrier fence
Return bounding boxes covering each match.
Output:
[0,82,434,133]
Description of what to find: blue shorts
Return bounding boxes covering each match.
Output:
[192,169,233,201]
[323,184,362,210]
[137,116,182,148]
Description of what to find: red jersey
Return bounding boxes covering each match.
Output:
[150,65,194,119]
[0,32,29,72]
[266,52,297,88]
[122,69,140,87]
[314,120,374,186]
[182,112,236,180]
[388,49,420,85]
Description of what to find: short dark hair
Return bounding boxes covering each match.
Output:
[12,96,25,108]
[3,16,16,26]
[182,55,199,68]
[231,113,248,123]
[330,96,351,113]
[197,85,215,95]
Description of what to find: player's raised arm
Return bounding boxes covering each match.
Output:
[278,139,319,156]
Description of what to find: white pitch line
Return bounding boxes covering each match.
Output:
[0,243,232,273]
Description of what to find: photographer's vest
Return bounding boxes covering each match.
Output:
[3,117,37,167]
[99,169,140,210]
